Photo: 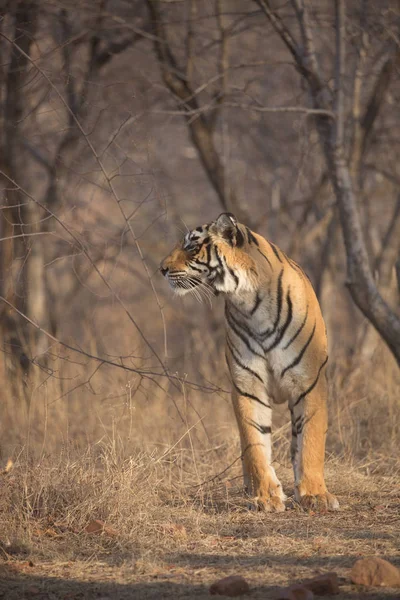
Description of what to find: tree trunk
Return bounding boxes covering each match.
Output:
[0,1,45,376]
[329,0,400,365]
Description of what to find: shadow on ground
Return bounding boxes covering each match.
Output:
[164,551,400,571]
[1,564,399,600]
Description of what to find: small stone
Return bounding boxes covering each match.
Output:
[209,575,250,596]
[302,572,339,595]
[350,557,400,588]
[276,585,314,599]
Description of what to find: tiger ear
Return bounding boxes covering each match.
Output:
[214,213,239,246]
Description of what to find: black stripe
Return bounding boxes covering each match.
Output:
[232,381,271,409]
[195,226,203,232]
[228,266,239,288]
[294,414,302,427]
[235,228,245,247]
[290,443,298,461]
[190,264,203,273]
[293,356,329,407]
[213,246,225,284]
[264,290,293,352]
[268,241,283,263]
[225,303,264,346]
[249,421,271,435]
[226,336,264,383]
[281,321,317,378]
[259,425,271,434]
[257,248,272,270]
[206,244,212,265]
[259,269,284,339]
[194,259,209,267]
[288,258,302,275]
[284,252,310,279]
[225,309,264,359]
[289,259,311,281]
[227,305,256,341]
[250,292,262,316]
[229,302,249,319]
[294,414,304,434]
[283,305,309,350]
[214,246,224,269]
[246,227,259,246]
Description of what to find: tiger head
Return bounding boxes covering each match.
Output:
[160,213,258,297]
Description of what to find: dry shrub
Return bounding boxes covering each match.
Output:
[0,441,202,561]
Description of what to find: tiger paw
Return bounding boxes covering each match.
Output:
[297,491,339,512]
[247,476,286,512]
[248,495,286,512]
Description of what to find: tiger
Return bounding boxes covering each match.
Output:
[160,213,339,512]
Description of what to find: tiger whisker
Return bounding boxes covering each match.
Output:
[178,279,203,304]
[186,277,214,307]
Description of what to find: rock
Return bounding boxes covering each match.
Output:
[209,575,250,596]
[84,519,118,537]
[302,572,339,595]
[276,584,314,599]
[350,557,400,588]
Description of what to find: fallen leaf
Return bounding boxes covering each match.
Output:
[84,520,118,537]
[159,523,187,537]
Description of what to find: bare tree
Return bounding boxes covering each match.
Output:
[0,1,142,376]
[142,0,400,363]
[253,0,400,364]
[146,0,253,224]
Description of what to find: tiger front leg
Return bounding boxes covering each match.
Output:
[291,374,339,512]
[232,388,285,513]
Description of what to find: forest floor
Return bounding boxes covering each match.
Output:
[0,457,399,599]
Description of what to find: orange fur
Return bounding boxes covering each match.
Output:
[161,215,339,512]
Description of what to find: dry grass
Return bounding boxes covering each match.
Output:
[0,435,399,599]
[0,335,399,599]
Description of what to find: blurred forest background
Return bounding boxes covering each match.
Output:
[0,0,399,468]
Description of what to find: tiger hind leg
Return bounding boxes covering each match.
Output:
[291,376,339,511]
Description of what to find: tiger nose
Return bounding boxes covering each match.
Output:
[160,265,168,276]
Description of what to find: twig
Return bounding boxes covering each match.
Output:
[0,295,224,394]
[152,102,335,118]
[0,28,169,367]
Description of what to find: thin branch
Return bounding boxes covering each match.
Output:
[255,0,300,64]
[349,0,369,179]
[0,26,170,365]
[0,167,165,373]
[290,0,322,82]
[152,102,335,118]
[333,0,345,154]
[146,0,250,222]
[220,102,334,117]
[256,0,330,107]
[0,295,223,394]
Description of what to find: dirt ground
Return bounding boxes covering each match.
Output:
[1,463,399,600]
